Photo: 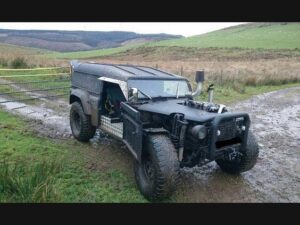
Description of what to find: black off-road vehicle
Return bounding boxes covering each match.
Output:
[69,61,259,201]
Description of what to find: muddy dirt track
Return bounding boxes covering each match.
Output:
[179,87,300,202]
[1,87,299,202]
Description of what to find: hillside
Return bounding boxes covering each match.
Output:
[146,23,300,49]
[47,42,147,59]
[0,43,62,68]
[0,43,50,55]
[48,23,300,60]
[0,29,182,52]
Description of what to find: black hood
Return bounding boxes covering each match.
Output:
[136,99,218,122]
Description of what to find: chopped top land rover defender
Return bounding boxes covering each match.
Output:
[69,60,259,201]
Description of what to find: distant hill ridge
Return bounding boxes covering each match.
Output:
[0,29,183,52]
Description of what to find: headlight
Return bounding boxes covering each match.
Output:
[191,125,207,140]
[236,117,246,132]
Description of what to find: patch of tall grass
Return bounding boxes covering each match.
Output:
[0,159,63,202]
[192,70,300,94]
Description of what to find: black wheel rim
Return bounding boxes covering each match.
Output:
[143,155,155,183]
[72,111,81,131]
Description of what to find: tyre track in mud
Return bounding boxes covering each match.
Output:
[1,87,299,202]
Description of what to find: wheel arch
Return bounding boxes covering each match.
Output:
[70,94,82,105]
[70,89,91,115]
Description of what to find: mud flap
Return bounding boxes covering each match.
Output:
[120,102,143,162]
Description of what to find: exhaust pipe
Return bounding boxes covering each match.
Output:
[192,70,204,97]
[207,84,214,102]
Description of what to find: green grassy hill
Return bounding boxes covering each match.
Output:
[47,43,144,59]
[0,43,51,55]
[147,23,300,49]
[49,23,300,59]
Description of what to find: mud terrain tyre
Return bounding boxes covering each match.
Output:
[216,131,259,174]
[134,134,180,202]
[70,102,96,142]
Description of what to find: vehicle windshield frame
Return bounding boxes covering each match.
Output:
[127,79,191,99]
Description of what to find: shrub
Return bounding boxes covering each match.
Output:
[0,58,8,67]
[10,57,28,69]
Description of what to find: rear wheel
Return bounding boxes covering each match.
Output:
[70,102,96,142]
[216,131,259,174]
[134,134,180,202]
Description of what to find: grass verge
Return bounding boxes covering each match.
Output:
[197,83,300,105]
[0,110,146,202]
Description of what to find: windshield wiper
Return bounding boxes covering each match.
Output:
[138,89,152,100]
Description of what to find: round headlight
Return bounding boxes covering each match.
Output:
[191,125,207,140]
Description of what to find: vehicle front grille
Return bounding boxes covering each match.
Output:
[217,119,237,141]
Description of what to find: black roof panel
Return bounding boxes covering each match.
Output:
[70,61,186,81]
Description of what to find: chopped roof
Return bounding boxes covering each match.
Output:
[70,60,186,81]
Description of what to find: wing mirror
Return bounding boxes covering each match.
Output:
[129,87,138,102]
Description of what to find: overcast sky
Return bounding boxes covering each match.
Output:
[0,22,245,37]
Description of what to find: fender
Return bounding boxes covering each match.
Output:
[70,88,91,115]
[70,88,101,126]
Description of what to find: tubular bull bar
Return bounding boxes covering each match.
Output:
[208,112,250,160]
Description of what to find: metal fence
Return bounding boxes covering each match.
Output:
[0,67,70,104]
[0,67,71,115]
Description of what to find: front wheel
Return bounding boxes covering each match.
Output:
[134,134,180,202]
[216,131,259,174]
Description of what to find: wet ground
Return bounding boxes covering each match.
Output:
[178,87,300,202]
[1,87,299,202]
[0,96,71,139]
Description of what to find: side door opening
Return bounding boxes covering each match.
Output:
[99,81,126,139]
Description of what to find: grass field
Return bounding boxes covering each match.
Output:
[0,44,64,68]
[89,57,300,95]
[196,83,300,104]
[0,110,146,202]
[0,43,51,55]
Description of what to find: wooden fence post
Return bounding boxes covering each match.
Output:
[220,69,223,85]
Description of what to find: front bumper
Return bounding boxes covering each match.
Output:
[208,112,250,160]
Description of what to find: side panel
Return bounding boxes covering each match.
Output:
[71,71,102,95]
[89,94,101,126]
[120,102,143,161]
[100,116,123,139]
[70,69,104,127]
